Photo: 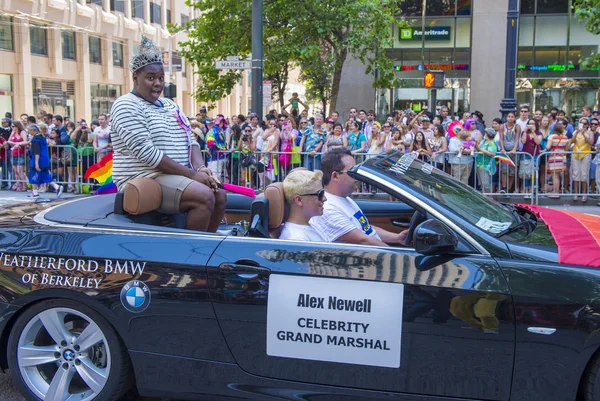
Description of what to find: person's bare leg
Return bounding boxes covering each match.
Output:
[180,182,215,231]
[207,189,227,232]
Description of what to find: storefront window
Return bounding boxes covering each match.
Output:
[89,36,102,64]
[62,31,76,60]
[30,24,47,56]
[0,75,13,116]
[113,41,124,67]
[378,79,470,116]
[150,2,162,24]
[516,78,599,115]
[385,11,471,116]
[110,0,125,12]
[0,16,13,51]
[132,0,143,18]
[91,84,122,118]
[537,0,568,14]
[399,0,471,16]
[33,79,75,120]
[520,0,535,14]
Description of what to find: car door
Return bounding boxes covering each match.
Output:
[207,236,515,400]
[41,229,235,363]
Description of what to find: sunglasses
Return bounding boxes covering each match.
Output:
[383,125,391,128]
[244,129,251,132]
[298,188,325,202]
[520,110,529,113]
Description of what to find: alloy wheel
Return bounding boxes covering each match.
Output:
[17,307,111,401]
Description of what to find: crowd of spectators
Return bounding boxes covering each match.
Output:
[2,100,599,204]
[189,102,600,204]
[0,110,112,196]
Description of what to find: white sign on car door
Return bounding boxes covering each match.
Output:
[267,274,404,368]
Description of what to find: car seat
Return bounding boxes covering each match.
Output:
[250,182,288,238]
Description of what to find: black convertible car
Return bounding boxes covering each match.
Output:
[1,152,600,401]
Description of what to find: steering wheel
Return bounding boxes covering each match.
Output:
[405,210,427,246]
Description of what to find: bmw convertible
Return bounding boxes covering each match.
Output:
[1,151,600,401]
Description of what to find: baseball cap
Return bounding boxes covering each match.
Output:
[326,118,334,124]
[199,107,207,112]
[205,117,215,124]
[421,116,430,122]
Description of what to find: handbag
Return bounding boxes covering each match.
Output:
[279,142,292,168]
[519,157,534,179]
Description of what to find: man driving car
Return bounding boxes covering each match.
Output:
[310,149,408,246]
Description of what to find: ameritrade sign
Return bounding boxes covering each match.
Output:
[267,275,404,368]
[400,26,451,41]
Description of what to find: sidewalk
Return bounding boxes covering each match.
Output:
[0,188,85,207]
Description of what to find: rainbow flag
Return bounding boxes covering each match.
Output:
[518,205,600,267]
[494,152,516,167]
[84,152,118,195]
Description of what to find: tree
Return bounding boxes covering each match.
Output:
[174,0,302,108]
[299,44,335,115]
[297,0,405,114]
[177,0,404,115]
[574,0,600,69]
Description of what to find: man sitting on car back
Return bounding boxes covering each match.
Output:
[310,149,407,246]
[280,169,329,242]
[110,36,225,232]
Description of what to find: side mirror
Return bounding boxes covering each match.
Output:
[414,220,458,255]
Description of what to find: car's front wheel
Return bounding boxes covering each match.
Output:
[7,299,132,401]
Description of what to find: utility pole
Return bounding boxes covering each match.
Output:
[251,0,263,119]
[500,0,519,120]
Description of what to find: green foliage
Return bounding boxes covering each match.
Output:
[177,0,404,112]
[574,0,600,69]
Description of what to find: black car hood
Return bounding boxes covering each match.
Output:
[505,218,559,263]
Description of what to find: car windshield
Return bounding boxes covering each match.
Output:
[369,152,519,236]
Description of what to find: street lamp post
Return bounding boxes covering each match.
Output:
[500,0,519,120]
[251,0,263,119]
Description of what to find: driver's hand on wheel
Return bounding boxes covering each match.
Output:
[398,230,408,245]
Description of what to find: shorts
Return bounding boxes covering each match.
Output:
[12,155,25,166]
[154,174,195,214]
[572,155,590,182]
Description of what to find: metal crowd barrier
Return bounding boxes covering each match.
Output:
[534,150,598,204]
[1,145,84,192]
[198,149,599,204]
[3,144,597,204]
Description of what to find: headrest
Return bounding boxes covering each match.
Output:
[264,183,285,229]
[123,177,162,215]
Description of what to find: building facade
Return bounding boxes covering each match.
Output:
[337,0,600,123]
[0,0,199,120]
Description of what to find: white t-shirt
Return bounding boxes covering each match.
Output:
[310,192,381,242]
[280,222,328,242]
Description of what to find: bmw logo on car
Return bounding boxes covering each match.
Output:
[120,280,151,313]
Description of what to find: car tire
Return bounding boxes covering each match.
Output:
[7,299,133,401]
[584,353,600,401]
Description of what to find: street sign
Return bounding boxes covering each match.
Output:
[215,60,252,70]
[263,80,272,107]
[226,56,241,61]
[424,71,445,89]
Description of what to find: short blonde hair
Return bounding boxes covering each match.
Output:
[283,169,323,204]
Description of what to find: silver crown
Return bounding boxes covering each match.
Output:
[129,35,163,72]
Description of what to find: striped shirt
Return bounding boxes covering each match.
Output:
[110,93,198,190]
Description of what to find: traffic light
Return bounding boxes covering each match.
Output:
[424,71,445,89]
[163,83,177,99]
